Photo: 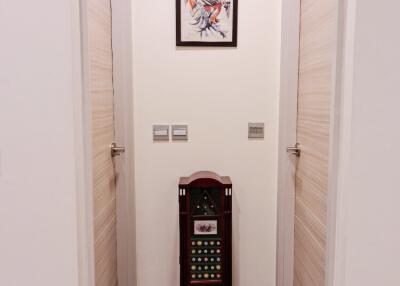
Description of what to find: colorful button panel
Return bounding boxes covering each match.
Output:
[190,239,223,281]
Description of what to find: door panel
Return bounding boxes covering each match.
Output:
[294,0,336,285]
[87,0,118,285]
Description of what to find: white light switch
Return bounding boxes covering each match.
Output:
[172,125,188,141]
[153,125,169,141]
[155,129,168,136]
[173,128,187,136]
[248,123,265,139]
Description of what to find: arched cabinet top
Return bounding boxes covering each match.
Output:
[179,171,232,188]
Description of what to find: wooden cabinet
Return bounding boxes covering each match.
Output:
[179,172,232,286]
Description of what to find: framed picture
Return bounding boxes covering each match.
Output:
[194,220,218,235]
[176,0,238,47]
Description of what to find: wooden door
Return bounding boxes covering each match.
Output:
[87,0,118,285]
[294,0,336,285]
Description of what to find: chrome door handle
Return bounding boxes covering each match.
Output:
[287,143,301,157]
[111,142,125,157]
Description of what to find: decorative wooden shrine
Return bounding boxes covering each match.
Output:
[179,171,232,286]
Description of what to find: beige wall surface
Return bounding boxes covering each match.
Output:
[132,0,282,285]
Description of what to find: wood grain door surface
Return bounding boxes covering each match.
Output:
[87,0,118,285]
[294,0,336,285]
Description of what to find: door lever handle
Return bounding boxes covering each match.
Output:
[287,143,301,157]
[110,142,125,157]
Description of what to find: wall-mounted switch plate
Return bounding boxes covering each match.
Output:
[153,125,169,141]
[172,125,188,141]
[248,123,265,139]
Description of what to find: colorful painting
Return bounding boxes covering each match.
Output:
[177,0,238,46]
[194,220,218,235]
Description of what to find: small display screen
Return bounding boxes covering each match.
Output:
[194,220,218,235]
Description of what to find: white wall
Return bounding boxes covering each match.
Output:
[334,0,400,285]
[132,0,281,285]
[0,1,82,285]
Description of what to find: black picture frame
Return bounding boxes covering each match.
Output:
[176,0,238,47]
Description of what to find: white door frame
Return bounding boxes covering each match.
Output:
[276,0,300,285]
[276,0,343,285]
[73,0,136,285]
[325,0,354,285]
[111,0,136,286]
[74,0,96,285]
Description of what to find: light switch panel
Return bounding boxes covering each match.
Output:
[172,125,188,141]
[153,125,169,141]
[248,123,265,139]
